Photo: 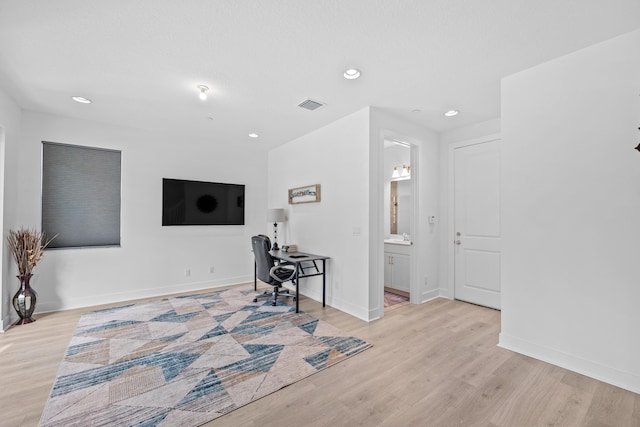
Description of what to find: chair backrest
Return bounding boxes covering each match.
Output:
[252,235,276,285]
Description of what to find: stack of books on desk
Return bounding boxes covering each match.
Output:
[281,244,298,253]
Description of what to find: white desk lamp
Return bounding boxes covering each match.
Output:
[266,208,285,251]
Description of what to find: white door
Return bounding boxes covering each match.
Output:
[454,139,501,309]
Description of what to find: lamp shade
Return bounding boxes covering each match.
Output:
[267,208,285,223]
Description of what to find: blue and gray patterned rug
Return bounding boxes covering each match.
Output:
[40,287,371,426]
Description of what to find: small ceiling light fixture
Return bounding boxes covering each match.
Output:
[197,85,209,100]
[72,96,92,104]
[444,109,459,117]
[412,109,421,113]
[248,133,259,138]
[343,68,361,80]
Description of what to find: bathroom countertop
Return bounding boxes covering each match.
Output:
[384,239,412,246]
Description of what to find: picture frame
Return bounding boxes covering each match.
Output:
[288,184,321,204]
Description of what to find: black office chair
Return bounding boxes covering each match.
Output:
[251,235,297,306]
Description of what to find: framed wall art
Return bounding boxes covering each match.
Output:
[288,184,321,204]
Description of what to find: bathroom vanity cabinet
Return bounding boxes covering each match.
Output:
[384,242,411,293]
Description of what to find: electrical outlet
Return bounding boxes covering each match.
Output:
[209,266,215,274]
[185,269,191,277]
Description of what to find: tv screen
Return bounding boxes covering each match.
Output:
[162,178,245,226]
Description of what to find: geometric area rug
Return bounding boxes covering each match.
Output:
[40,287,371,427]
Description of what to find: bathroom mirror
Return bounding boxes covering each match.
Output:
[390,179,411,236]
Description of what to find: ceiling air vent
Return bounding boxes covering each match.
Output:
[298,99,325,111]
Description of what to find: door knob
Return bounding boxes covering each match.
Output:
[454,240,462,245]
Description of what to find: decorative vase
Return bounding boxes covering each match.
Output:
[12,274,37,325]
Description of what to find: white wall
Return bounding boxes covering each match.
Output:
[439,118,501,146]
[268,107,440,321]
[500,29,640,394]
[7,111,267,321]
[370,109,440,316]
[0,88,22,331]
[438,118,501,298]
[267,108,371,319]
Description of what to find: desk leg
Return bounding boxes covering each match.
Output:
[295,263,300,313]
[322,259,326,307]
[254,261,257,291]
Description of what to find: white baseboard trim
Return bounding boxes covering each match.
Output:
[1,312,14,332]
[36,275,253,313]
[291,281,371,322]
[499,333,640,395]
[439,287,454,300]
[420,289,441,303]
[331,299,369,321]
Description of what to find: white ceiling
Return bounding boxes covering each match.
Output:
[1,1,639,150]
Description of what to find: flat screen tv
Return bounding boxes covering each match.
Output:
[162,178,245,226]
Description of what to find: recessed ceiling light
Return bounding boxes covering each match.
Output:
[412,109,421,113]
[248,133,259,138]
[72,96,92,104]
[197,85,209,100]
[343,68,361,80]
[444,110,459,117]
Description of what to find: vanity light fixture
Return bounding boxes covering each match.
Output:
[343,68,361,80]
[72,96,92,104]
[392,165,411,179]
[197,85,209,100]
[444,109,459,117]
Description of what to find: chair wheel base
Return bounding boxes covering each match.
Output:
[253,298,258,303]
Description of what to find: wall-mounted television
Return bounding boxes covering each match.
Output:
[162,178,245,226]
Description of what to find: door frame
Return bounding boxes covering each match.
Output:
[384,139,418,307]
[447,134,501,301]
[0,126,5,331]
[372,129,421,320]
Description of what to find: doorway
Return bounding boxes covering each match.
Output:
[451,137,502,309]
[0,126,5,330]
[383,140,413,310]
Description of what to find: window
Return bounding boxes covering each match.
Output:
[42,141,121,248]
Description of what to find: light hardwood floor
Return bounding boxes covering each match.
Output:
[1,284,638,427]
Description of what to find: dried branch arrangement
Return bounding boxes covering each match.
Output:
[7,228,55,276]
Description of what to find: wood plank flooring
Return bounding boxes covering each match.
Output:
[0,284,638,427]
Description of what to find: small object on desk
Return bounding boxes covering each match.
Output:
[289,254,308,259]
[281,244,298,253]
